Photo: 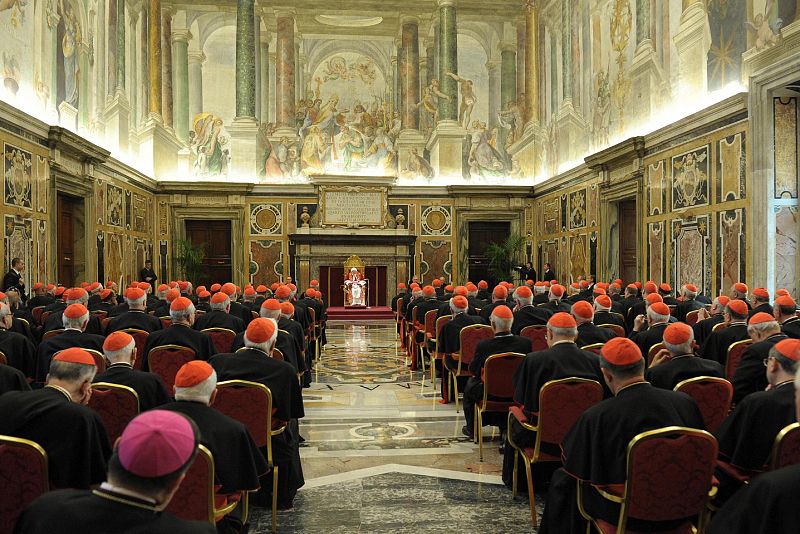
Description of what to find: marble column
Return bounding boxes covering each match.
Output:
[561,0,572,102]
[229,0,259,179]
[77,44,90,130]
[274,9,296,133]
[161,10,173,128]
[397,16,426,169]
[389,54,397,112]
[524,0,539,127]
[294,39,301,103]
[105,0,130,152]
[674,0,710,98]
[187,51,205,122]
[259,34,270,124]
[516,21,525,103]
[394,37,402,114]
[116,0,126,91]
[636,0,650,44]
[437,0,458,122]
[500,43,516,111]
[486,59,500,129]
[425,39,435,88]
[172,28,191,142]
[630,0,664,123]
[148,0,162,119]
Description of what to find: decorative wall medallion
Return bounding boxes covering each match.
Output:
[671,145,710,211]
[249,203,283,235]
[106,184,123,227]
[420,205,452,236]
[3,143,32,209]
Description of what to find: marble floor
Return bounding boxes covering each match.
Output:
[249,321,540,532]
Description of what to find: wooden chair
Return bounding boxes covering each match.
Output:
[429,314,452,391]
[147,345,196,390]
[212,380,287,531]
[686,310,701,326]
[597,323,625,338]
[674,376,733,433]
[42,329,64,341]
[166,444,247,526]
[475,352,526,461]
[30,306,46,326]
[89,383,140,443]
[725,339,753,381]
[202,328,237,355]
[769,422,800,470]
[444,324,493,411]
[520,325,548,352]
[647,343,666,367]
[507,378,604,527]
[0,435,49,534]
[120,328,150,370]
[577,426,718,534]
[581,343,605,355]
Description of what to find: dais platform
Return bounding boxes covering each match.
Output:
[326,306,395,321]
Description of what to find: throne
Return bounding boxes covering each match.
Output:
[343,255,368,308]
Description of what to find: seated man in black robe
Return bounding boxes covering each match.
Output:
[731,312,788,404]
[0,348,111,489]
[142,297,216,370]
[572,300,617,348]
[511,285,552,334]
[713,338,800,503]
[532,282,549,305]
[439,296,487,402]
[674,283,704,322]
[161,361,267,501]
[479,285,509,321]
[593,295,625,331]
[646,321,724,390]
[693,295,729,346]
[89,288,117,313]
[462,305,532,440]
[43,288,103,336]
[539,338,704,533]
[625,281,658,331]
[658,283,680,307]
[94,331,171,411]
[730,282,752,310]
[104,287,163,335]
[193,291,244,333]
[153,288,179,318]
[539,284,571,314]
[700,299,750,364]
[14,410,215,534]
[748,287,773,318]
[775,294,800,339]
[36,304,105,383]
[230,299,305,375]
[0,301,36,378]
[210,318,305,510]
[629,300,671,358]
[220,283,253,328]
[0,362,29,394]
[27,282,55,310]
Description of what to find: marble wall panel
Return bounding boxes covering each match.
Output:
[647,221,666,284]
[125,190,132,230]
[671,215,711,295]
[35,156,47,214]
[775,205,798,296]
[717,132,746,202]
[250,240,283,286]
[4,215,32,289]
[569,189,587,230]
[3,143,32,210]
[95,179,105,224]
[419,241,452,282]
[773,97,798,199]
[132,194,147,233]
[106,184,123,227]
[589,231,597,277]
[36,220,47,283]
[671,145,710,211]
[647,160,665,216]
[560,194,567,231]
[541,239,559,277]
[105,232,124,287]
[96,231,105,284]
[570,234,587,281]
[543,198,559,235]
[717,208,745,295]
[587,184,598,227]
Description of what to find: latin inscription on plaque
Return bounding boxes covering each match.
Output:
[322,188,385,227]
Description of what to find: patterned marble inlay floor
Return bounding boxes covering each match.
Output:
[249,320,535,532]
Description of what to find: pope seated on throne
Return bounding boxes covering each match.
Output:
[344,266,368,307]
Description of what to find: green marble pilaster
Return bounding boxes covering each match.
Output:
[501,47,516,110]
[117,0,126,90]
[636,0,651,44]
[437,0,458,122]
[235,0,256,119]
[172,31,190,141]
[561,0,572,100]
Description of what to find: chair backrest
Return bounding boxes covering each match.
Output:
[685,310,700,326]
[597,324,625,338]
[537,378,604,446]
[520,325,548,352]
[482,353,525,399]
[40,310,51,325]
[121,328,150,371]
[458,324,494,366]
[31,306,45,326]
[712,322,729,333]
[770,422,800,470]
[148,345,196,390]
[165,444,216,524]
[272,347,284,361]
[622,427,717,525]
[42,329,64,341]
[647,343,666,366]
[581,343,604,355]
[159,316,172,329]
[435,315,452,338]
[424,310,437,337]
[0,351,6,365]
[91,310,108,321]
[0,436,49,534]
[252,310,259,320]
[101,317,112,331]
[202,328,236,354]
[674,376,733,433]
[411,306,419,326]
[88,383,140,443]
[725,339,753,381]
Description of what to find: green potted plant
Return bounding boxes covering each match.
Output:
[485,234,525,282]
[175,238,206,282]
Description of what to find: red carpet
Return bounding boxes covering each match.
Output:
[326,306,395,321]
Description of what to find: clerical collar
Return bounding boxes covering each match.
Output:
[784,317,799,324]
[774,380,795,390]
[95,484,158,511]
[729,321,747,326]
[247,347,271,357]
[495,332,512,337]
[45,384,73,402]
[550,340,575,347]
[670,353,694,361]
[108,362,133,369]
[616,381,648,395]
[64,327,83,333]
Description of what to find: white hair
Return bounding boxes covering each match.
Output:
[647,308,670,324]
[104,339,137,363]
[175,371,218,403]
[514,291,533,306]
[533,285,546,295]
[210,295,231,312]
[0,302,11,320]
[682,285,698,299]
[170,303,196,323]
[63,311,89,330]
[66,294,89,305]
[449,299,467,315]
[126,296,147,308]
[490,316,513,332]
[663,329,694,355]
[244,318,278,350]
[260,308,281,320]
[547,325,577,339]
[748,320,780,336]
[548,290,561,302]
[594,300,611,312]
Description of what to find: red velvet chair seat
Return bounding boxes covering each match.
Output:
[593,519,693,534]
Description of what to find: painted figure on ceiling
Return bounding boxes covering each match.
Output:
[59,0,80,107]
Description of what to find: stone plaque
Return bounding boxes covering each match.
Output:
[320,186,387,228]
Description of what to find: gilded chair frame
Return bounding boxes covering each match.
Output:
[725,339,753,381]
[119,328,150,370]
[215,380,287,532]
[53,348,107,373]
[430,314,452,392]
[673,376,733,433]
[147,344,196,389]
[195,444,246,524]
[448,324,493,412]
[596,324,625,338]
[711,322,729,333]
[576,426,718,534]
[0,350,7,365]
[0,434,49,491]
[769,422,800,470]
[91,382,141,413]
[475,352,525,462]
[581,343,605,354]
[201,327,237,353]
[646,343,666,367]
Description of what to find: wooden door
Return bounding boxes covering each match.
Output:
[185,220,232,287]
[468,221,510,284]
[57,193,77,286]
[618,200,638,283]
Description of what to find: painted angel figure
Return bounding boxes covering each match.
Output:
[746,0,782,50]
[446,72,476,128]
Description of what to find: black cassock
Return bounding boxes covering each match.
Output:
[693,314,725,346]
[707,464,800,534]
[0,363,30,394]
[35,330,106,383]
[27,295,55,310]
[192,310,244,333]
[730,334,788,404]
[93,363,171,411]
[674,298,704,322]
[575,322,618,348]
[699,323,749,364]
[438,313,487,356]
[104,310,164,334]
[230,329,306,375]
[229,300,254,328]
[209,348,305,508]
[538,300,572,314]
[592,310,625,330]
[141,324,217,370]
[0,327,36,378]
[539,383,704,533]
[511,305,553,334]
[139,267,158,284]
[644,354,724,390]
[781,316,800,339]
[0,387,111,489]
[630,322,669,359]
[14,487,215,534]
[43,309,103,336]
[160,400,268,494]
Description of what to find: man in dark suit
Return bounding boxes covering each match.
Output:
[542,263,556,282]
[1,257,26,303]
[193,292,244,333]
[142,297,216,370]
[775,295,800,339]
[730,312,788,404]
[629,301,672,359]
[139,259,157,286]
[646,322,724,390]
[94,331,171,411]
[618,284,641,324]
[511,285,552,334]
[700,299,750,364]
[105,287,163,334]
[572,300,617,348]
[674,283,704,322]
[462,305,532,440]
[35,304,106,383]
[438,296,487,401]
